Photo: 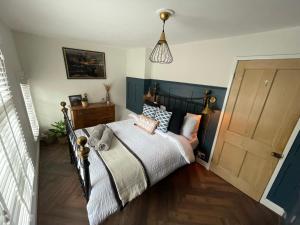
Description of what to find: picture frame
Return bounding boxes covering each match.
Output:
[68,95,82,107]
[62,47,106,79]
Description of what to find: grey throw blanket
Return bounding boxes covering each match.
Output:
[96,127,114,151]
[87,124,106,147]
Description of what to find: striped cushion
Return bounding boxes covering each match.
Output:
[154,109,172,133]
[142,104,158,119]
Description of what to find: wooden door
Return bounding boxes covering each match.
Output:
[211,59,300,201]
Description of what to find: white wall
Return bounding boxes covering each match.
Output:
[126,48,146,78]
[149,26,300,87]
[125,48,152,79]
[14,32,127,131]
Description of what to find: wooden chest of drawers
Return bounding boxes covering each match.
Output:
[69,103,115,129]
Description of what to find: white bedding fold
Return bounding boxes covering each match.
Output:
[97,136,148,206]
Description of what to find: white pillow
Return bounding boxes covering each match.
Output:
[187,113,202,137]
[160,105,166,111]
[181,113,202,140]
[128,112,138,120]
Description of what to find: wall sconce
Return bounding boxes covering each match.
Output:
[202,90,217,115]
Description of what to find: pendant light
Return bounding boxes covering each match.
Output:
[149,9,174,64]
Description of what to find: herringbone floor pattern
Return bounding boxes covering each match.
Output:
[38,143,281,225]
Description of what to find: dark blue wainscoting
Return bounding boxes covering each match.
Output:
[126,77,146,114]
[126,76,227,162]
[267,131,300,216]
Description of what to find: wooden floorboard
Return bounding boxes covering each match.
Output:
[38,143,281,225]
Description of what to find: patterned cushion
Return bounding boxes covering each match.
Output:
[154,109,172,133]
[135,115,159,134]
[142,104,158,119]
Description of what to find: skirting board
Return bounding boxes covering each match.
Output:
[31,139,40,225]
[261,198,285,216]
[195,157,209,170]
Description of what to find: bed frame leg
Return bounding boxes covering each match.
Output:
[77,136,91,201]
[60,101,74,164]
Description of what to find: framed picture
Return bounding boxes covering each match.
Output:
[62,47,106,79]
[68,95,82,106]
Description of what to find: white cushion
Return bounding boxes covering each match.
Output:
[160,105,166,111]
[128,112,138,120]
[181,113,202,140]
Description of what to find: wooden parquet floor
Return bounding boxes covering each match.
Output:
[38,143,281,225]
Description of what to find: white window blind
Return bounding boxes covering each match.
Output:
[20,84,39,140]
[0,50,34,225]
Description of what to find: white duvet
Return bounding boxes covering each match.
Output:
[75,119,195,225]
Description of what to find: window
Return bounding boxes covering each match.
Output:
[20,84,39,140]
[0,50,34,225]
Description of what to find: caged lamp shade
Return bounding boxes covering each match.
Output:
[149,30,173,64]
[149,10,174,64]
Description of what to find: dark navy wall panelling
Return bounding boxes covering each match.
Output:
[126,77,145,114]
[126,76,227,162]
[267,131,300,215]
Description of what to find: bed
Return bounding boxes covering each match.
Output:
[60,91,214,225]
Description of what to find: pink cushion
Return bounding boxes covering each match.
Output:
[134,115,159,134]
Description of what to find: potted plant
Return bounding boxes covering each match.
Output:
[49,120,67,144]
[81,93,89,108]
[40,132,57,145]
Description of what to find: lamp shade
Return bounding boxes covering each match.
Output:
[149,31,173,64]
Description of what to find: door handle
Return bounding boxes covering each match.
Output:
[271,152,283,159]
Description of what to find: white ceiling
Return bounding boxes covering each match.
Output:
[0,0,300,47]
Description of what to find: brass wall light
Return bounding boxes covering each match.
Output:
[202,90,217,115]
[149,9,174,64]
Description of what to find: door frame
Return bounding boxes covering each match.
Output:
[208,53,300,215]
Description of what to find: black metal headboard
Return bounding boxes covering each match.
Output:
[156,92,206,115]
[146,90,217,157]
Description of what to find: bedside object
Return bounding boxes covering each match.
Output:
[103,83,111,104]
[81,93,89,108]
[194,146,209,169]
[69,95,82,106]
[69,102,115,129]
